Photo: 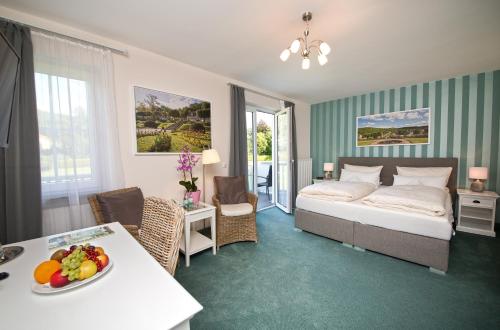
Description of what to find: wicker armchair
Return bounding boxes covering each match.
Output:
[88,187,141,240]
[212,191,258,248]
[139,197,185,275]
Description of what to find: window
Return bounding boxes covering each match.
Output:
[35,72,97,196]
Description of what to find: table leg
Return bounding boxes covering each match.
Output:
[211,211,216,255]
[185,218,190,267]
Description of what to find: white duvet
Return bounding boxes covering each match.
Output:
[299,181,376,202]
[362,185,448,217]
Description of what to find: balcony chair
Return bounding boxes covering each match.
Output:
[257,164,272,200]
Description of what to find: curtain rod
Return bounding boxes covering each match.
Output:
[1,16,128,56]
[227,83,288,103]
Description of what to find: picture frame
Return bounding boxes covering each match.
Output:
[356,107,431,148]
[133,86,212,154]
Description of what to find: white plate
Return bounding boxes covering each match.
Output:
[32,260,113,294]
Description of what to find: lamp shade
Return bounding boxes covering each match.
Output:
[202,149,221,165]
[323,163,334,172]
[280,49,290,62]
[290,39,301,54]
[469,167,488,180]
[301,57,310,70]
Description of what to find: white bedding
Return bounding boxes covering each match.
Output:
[362,185,448,217]
[296,186,454,240]
[299,181,376,202]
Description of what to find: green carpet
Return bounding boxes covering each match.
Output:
[175,207,500,329]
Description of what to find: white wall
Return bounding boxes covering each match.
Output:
[0,6,310,204]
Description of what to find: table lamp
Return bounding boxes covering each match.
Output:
[469,167,488,192]
[324,163,334,180]
[202,149,221,202]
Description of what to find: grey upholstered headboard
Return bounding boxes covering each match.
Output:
[338,157,459,201]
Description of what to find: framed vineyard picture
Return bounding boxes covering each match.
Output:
[134,86,211,154]
[356,107,430,147]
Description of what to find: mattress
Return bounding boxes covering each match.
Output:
[296,187,454,241]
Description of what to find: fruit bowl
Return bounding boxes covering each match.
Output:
[32,260,112,294]
[31,244,112,294]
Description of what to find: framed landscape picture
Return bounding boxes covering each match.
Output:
[134,86,211,153]
[356,108,430,147]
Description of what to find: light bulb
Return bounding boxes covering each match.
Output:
[318,53,328,66]
[280,49,290,62]
[302,57,310,70]
[319,42,331,56]
[290,39,301,54]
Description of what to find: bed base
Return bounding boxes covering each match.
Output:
[295,208,449,272]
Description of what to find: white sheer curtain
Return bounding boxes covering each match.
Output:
[32,31,124,235]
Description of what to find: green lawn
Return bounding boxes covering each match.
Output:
[357,138,428,146]
[137,132,211,153]
[407,137,429,143]
[137,135,156,152]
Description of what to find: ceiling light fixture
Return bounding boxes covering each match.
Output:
[280,12,331,70]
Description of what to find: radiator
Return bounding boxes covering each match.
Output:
[297,158,312,190]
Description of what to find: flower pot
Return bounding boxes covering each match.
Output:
[186,190,201,204]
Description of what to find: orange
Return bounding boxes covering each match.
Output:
[34,260,61,284]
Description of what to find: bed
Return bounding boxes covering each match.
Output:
[295,157,458,272]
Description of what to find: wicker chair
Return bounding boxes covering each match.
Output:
[212,188,258,248]
[139,197,185,275]
[88,187,141,240]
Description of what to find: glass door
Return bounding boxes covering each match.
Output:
[275,108,292,213]
[246,107,275,211]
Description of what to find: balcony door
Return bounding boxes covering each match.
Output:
[246,105,292,213]
[247,107,275,210]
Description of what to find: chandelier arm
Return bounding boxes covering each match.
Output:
[309,39,323,47]
[308,45,322,54]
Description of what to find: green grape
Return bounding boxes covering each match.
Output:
[60,245,85,282]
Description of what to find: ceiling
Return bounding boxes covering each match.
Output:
[2,0,500,103]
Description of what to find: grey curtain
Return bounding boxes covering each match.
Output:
[0,20,42,244]
[284,101,298,210]
[229,85,248,177]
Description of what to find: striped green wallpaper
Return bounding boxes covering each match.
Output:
[311,70,500,196]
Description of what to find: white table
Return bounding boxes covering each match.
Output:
[179,202,216,267]
[0,222,202,330]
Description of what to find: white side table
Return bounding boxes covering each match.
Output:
[457,188,498,237]
[179,202,216,267]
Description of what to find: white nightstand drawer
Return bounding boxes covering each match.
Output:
[461,196,495,209]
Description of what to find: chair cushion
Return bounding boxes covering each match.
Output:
[97,188,144,227]
[214,176,248,204]
[220,203,253,216]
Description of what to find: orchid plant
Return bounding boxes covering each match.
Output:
[176,146,200,193]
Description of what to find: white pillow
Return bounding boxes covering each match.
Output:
[340,169,379,187]
[393,175,448,189]
[396,166,453,184]
[344,164,383,174]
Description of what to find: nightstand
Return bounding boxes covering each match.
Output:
[456,189,498,237]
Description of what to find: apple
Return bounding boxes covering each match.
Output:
[94,247,105,256]
[50,269,70,288]
[96,254,109,268]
